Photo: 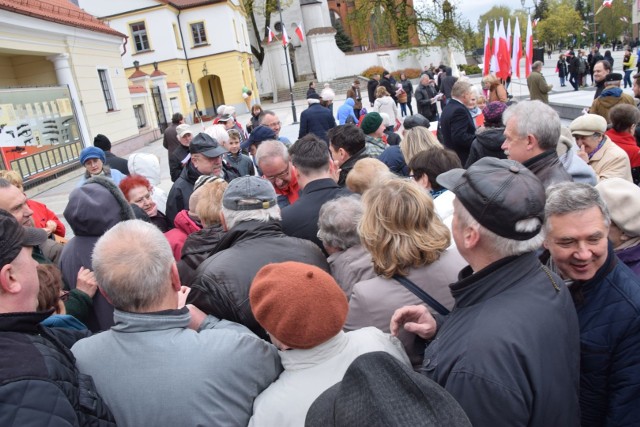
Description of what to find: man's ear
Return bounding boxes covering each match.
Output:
[170,262,181,291]
[462,225,480,251]
[0,264,21,294]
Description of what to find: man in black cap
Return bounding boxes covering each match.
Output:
[391,157,581,427]
[0,209,116,426]
[166,133,238,224]
[589,72,636,122]
[298,93,336,143]
[93,134,130,176]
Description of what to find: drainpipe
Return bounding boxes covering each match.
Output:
[177,9,202,122]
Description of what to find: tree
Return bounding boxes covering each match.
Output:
[349,0,418,48]
[334,20,353,52]
[242,0,293,65]
[534,0,550,21]
[575,0,587,21]
[413,0,469,49]
[595,0,630,44]
[535,3,582,50]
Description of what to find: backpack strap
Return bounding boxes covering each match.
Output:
[393,275,450,316]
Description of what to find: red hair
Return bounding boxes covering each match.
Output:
[119,174,152,201]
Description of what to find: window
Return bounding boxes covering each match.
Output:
[133,105,146,128]
[191,22,207,46]
[131,22,150,52]
[98,69,115,111]
[172,23,183,49]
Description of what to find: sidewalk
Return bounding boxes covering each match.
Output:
[28,48,634,235]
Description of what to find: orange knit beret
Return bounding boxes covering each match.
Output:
[250,262,348,349]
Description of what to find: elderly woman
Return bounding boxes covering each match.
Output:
[372,86,400,127]
[317,195,376,298]
[482,74,508,103]
[78,146,126,187]
[605,104,640,183]
[465,101,508,167]
[596,178,640,275]
[344,178,466,367]
[119,175,172,232]
[178,178,228,284]
[345,158,395,194]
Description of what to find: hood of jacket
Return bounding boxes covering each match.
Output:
[474,127,506,151]
[173,209,201,234]
[344,97,355,107]
[599,87,623,98]
[64,176,135,237]
[127,153,161,186]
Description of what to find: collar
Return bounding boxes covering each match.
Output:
[523,149,557,169]
[0,310,54,333]
[587,136,608,160]
[279,331,347,370]
[300,178,341,195]
[111,307,190,333]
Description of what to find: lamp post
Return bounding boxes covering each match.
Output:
[520,0,537,15]
[277,0,298,124]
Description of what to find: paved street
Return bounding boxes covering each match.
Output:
[26,48,635,237]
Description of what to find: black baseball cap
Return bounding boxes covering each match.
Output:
[436,157,545,241]
[0,209,47,267]
[189,133,228,158]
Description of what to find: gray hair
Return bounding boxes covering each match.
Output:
[317,195,363,250]
[502,100,561,150]
[92,220,174,312]
[532,61,543,71]
[204,124,230,144]
[221,205,281,230]
[255,139,289,167]
[451,80,473,99]
[454,199,544,257]
[544,182,611,233]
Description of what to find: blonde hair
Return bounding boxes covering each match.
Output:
[400,127,442,164]
[358,179,451,278]
[346,158,394,194]
[0,170,23,190]
[375,86,389,98]
[195,180,228,227]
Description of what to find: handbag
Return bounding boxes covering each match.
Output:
[393,275,450,316]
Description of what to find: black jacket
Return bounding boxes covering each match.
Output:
[177,224,226,286]
[338,147,368,187]
[424,253,581,427]
[523,149,572,188]
[187,220,329,339]
[0,311,116,427]
[281,178,352,253]
[414,83,438,120]
[104,151,129,176]
[367,79,379,105]
[437,99,476,165]
[298,103,336,143]
[169,144,190,182]
[557,59,568,78]
[465,127,507,168]
[380,77,397,102]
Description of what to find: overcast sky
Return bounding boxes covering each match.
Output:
[448,0,535,29]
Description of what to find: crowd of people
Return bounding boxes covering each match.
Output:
[2,59,640,427]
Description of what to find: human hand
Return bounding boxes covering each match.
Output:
[577,144,589,163]
[76,267,98,298]
[45,220,57,236]
[186,304,207,330]
[177,286,191,309]
[390,305,437,340]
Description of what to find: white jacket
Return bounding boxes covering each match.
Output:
[249,328,409,427]
[372,96,400,124]
[127,153,168,213]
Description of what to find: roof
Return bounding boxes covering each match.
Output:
[129,69,149,79]
[150,69,167,77]
[158,0,225,9]
[0,0,125,38]
[167,82,179,88]
[129,85,147,94]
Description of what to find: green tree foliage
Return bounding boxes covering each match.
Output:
[413,0,469,49]
[242,0,292,65]
[594,0,630,43]
[534,0,550,20]
[575,0,587,21]
[350,0,418,48]
[334,21,354,52]
[535,3,583,49]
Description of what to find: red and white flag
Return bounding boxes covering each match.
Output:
[496,19,511,80]
[525,15,533,77]
[483,22,492,76]
[511,17,522,78]
[281,26,289,46]
[532,18,540,28]
[506,18,512,58]
[490,20,499,75]
[267,27,276,43]
[596,0,613,14]
[295,22,304,42]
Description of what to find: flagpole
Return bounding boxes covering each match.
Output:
[277,0,298,124]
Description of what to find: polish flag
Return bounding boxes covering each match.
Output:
[483,22,492,76]
[532,18,540,28]
[506,19,512,58]
[595,0,613,15]
[525,15,533,77]
[496,19,511,80]
[282,26,289,46]
[267,27,276,43]
[295,22,304,42]
[511,17,522,78]
[490,21,499,75]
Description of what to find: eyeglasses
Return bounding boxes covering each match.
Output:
[264,163,290,182]
[132,191,153,205]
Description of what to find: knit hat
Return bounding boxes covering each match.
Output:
[93,134,112,151]
[250,262,348,349]
[360,112,383,135]
[307,92,321,104]
[596,177,640,237]
[482,101,507,127]
[194,175,222,192]
[306,352,472,427]
[80,146,106,165]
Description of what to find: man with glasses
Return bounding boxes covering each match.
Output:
[259,110,291,146]
[255,140,300,208]
[570,114,632,182]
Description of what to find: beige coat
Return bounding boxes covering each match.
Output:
[589,137,633,182]
[327,244,377,299]
[344,248,466,367]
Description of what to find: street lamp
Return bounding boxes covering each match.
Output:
[277,0,298,124]
[520,0,537,15]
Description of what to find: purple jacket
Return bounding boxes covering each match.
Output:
[616,244,640,276]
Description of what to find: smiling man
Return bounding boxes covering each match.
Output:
[255,140,300,208]
[544,182,640,427]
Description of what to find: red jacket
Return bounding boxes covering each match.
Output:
[27,199,65,237]
[606,129,640,168]
[164,209,201,261]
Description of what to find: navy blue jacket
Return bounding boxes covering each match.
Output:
[437,99,476,165]
[572,245,640,426]
[298,103,336,143]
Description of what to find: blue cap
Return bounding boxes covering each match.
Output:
[242,125,276,151]
[80,146,106,165]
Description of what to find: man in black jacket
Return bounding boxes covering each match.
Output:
[367,74,380,107]
[437,80,476,165]
[0,210,116,426]
[169,124,193,182]
[414,75,439,120]
[298,93,336,143]
[391,158,581,427]
[328,124,368,187]
[93,134,130,176]
[380,70,397,104]
[281,134,351,253]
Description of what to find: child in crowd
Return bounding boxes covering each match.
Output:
[225,129,255,176]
